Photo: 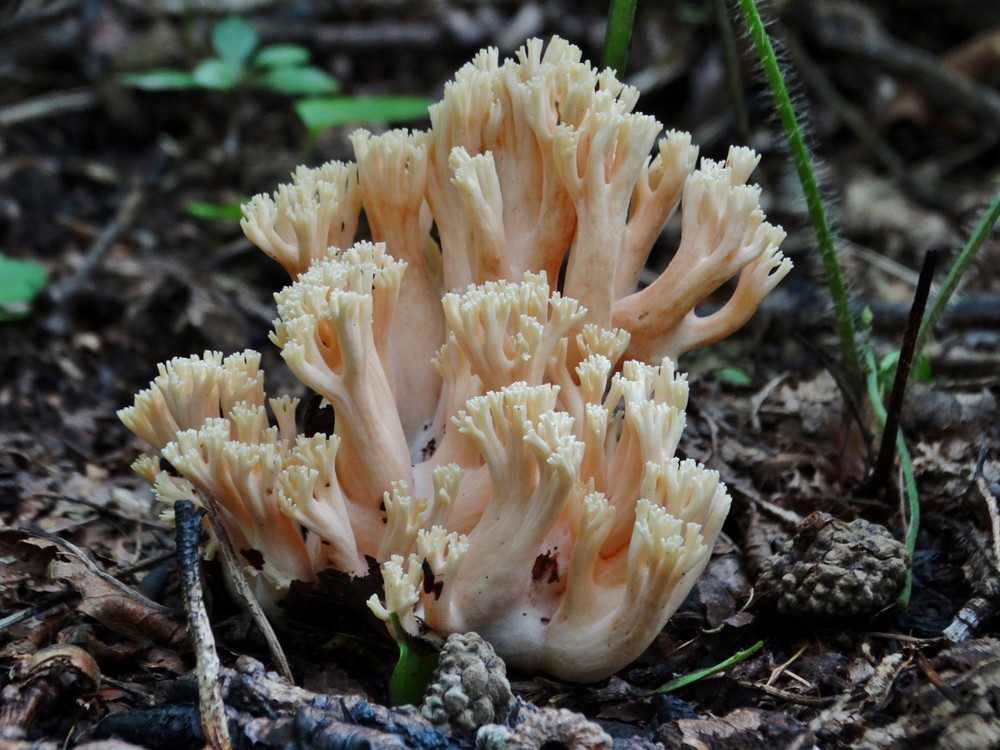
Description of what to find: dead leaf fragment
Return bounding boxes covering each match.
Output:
[48,558,186,645]
[668,707,810,747]
[37,535,186,646]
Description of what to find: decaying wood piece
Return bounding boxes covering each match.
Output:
[95,655,453,749]
[857,638,1000,749]
[926,514,1000,643]
[0,645,100,731]
[94,655,687,749]
[224,657,452,748]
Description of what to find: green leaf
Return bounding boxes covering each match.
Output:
[295,96,432,133]
[187,199,246,221]
[877,349,932,396]
[655,641,764,694]
[387,613,438,706]
[192,58,242,90]
[254,44,311,70]
[877,349,901,396]
[120,69,197,91]
[256,66,339,96]
[714,366,752,387]
[211,16,258,67]
[0,255,48,322]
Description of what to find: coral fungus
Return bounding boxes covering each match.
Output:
[121,36,790,681]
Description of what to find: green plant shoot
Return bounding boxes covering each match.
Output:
[387,613,439,707]
[915,189,1000,357]
[876,349,931,400]
[122,16,338,96]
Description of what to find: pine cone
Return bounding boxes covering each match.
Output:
[757,512,909,619]
[421,632,513,739]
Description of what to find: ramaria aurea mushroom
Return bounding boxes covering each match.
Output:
[120,36,791,682]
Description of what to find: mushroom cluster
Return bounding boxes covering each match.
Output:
[121,37,790,681]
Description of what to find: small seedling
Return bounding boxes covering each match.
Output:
[122,16,338,97]
[0,254,48,322]
[387,613,439,706]
[122,16,432,138]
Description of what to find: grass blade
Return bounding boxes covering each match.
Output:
[602,0,638,78]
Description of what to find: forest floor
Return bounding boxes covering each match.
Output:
[2,1,1000,748]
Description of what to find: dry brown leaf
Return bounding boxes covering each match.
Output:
[671,707,809,746]
[140,646,188,675]
[0,529,60,586]
[693,553,753,630]
[44,538,186,646]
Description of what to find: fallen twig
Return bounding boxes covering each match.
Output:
[197,490,293,684]
[866,250,937,497]
[0,89,98,128]
[175,500,232,750]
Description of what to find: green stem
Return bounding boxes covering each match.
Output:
[735,0,861,388]
[387,612,439,706]
[602,0,638,78]
[897,438,918,605]
[915,189,1000,356]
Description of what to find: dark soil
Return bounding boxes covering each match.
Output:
[2,1,1000,748]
